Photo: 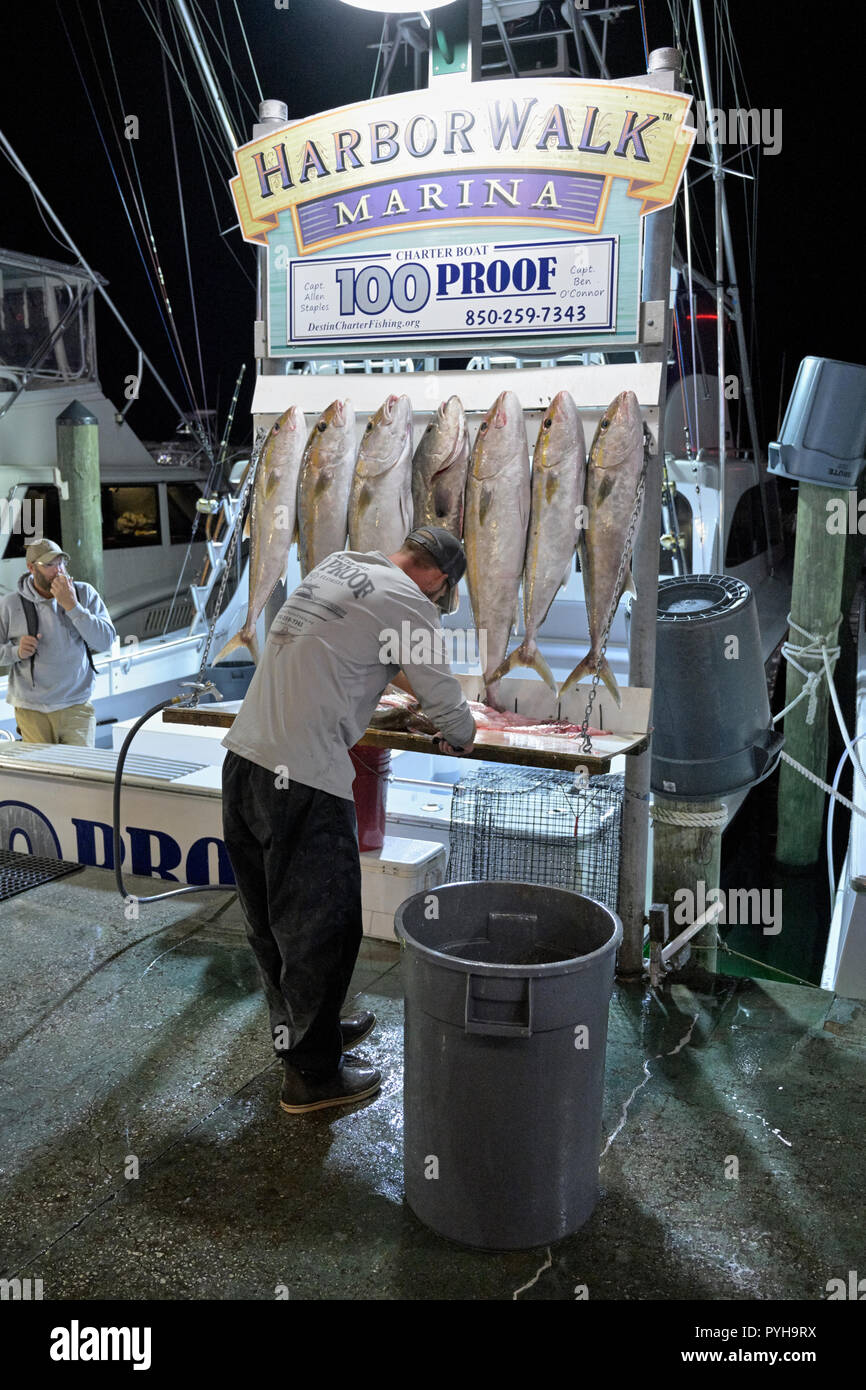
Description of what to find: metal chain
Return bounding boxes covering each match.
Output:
[189,426,265,697]
[579,427,652,753]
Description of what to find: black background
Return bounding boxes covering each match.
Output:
[0,0,860,449]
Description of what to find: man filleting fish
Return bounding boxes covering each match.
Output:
[220,526,476,1114]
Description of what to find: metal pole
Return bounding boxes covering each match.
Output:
[691,0,726,571]
[0,126,190,425]
[171,0,239,160]
[618,46,680,977]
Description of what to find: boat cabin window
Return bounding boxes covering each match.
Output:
[725,485,764,567]
[166,483,203,543]
[1,486,63,561]
[101,485,161,548]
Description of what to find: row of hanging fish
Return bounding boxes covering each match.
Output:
[213,388,645,711]
[471,386,644,709]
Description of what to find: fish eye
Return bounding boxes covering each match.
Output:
[365,420,373,432]
[543,417,552,429]
[600,418,609,431]
[316,421,327,433]
[480,421,488,432]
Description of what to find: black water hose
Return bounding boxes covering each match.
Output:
[113,695,233,905]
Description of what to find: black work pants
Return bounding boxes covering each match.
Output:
[221,751,363,1079]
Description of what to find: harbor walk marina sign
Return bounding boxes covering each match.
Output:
[230,78,695,358]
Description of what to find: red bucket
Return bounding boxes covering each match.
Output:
[349,745,391,851]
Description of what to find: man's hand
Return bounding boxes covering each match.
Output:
[50,572,77,612]
[18,633,40,659]
[437,736,475,757]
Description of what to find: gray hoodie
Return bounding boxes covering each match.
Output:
[0,573,116,712]
[223,551,476,800]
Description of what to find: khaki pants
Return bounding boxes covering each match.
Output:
[15,703,96,747]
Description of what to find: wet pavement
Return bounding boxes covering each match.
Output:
[0,865,863,1301]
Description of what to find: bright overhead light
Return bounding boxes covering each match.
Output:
[336,1,458,13]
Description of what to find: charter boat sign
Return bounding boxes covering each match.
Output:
[229,78,695,358]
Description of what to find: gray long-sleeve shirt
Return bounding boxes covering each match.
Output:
[0,574,116,711]
[223,551,476,800]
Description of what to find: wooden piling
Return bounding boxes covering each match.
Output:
[56,400,105,597]
[652,797,723,974]
[775,481,848,866]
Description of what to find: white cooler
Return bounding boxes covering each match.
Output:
[360,836,447,941]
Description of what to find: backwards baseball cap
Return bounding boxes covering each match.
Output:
[405,526,466,614]
[26,539,70,566]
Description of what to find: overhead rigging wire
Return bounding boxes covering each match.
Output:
[161,22,211,451]
[170,16,256,290]
[233,0,263,104]
[135,0,235,175]
[79,0,204,425]
[92,0,207,436]
[188,0,257,128]
[56,0,202,423]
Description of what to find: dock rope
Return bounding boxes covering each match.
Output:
[775,614,841,727]
[778,750,866,820]
[650,803,728,829]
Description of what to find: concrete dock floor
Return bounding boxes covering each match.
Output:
[1,865,863,1302]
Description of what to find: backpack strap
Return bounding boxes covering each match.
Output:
[20,595,38,685]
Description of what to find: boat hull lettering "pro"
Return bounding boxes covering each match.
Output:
[0,802,235,886]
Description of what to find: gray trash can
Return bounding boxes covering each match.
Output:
[395,881,622,1250]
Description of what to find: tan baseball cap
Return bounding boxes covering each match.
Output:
[26,539,70,566]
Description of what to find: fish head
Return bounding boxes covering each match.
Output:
[590,390,643,470]
[303,399,355,476]
[418,395,467,475]
[472,390,524,479]
[274,404,304,436]
[534,390,582,470]
[262,404,306,479]
[358,393,413,475]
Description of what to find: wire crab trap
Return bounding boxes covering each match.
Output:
[447,767,624,913]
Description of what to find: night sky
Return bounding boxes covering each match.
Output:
[0,0,860,451]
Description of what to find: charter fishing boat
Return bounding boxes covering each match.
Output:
[0,247,249,740]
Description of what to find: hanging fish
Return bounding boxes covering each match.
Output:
[559,389,645,707]
[463,390,531,710]
[348,393,413,554]
[489,390,587,695]
[297,398,356,575]
[213,405,307,665]
[411,395,470,537]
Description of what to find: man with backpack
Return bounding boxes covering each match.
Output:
[0,539,116,746]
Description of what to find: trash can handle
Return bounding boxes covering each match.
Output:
[464,974,533,1037]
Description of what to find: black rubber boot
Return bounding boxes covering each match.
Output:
[280,1055,382,1114]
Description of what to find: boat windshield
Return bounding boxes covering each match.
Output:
[0,250,97,391]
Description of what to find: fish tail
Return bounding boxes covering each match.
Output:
[489,640,558,696]
[559,652,622,708]
[212,630,259,667]
[487,647,523,686]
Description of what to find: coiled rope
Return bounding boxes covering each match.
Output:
[650,803,729,829]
